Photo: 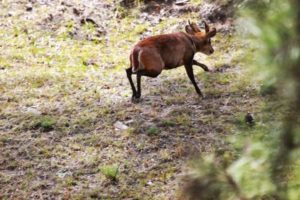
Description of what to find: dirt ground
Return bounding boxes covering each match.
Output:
[0,0,269,199]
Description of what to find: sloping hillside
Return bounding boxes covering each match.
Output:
[0,0,278,199]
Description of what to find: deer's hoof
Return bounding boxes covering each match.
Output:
[131,96,141,103]
[204,67,210,72]
[197,93,205,99]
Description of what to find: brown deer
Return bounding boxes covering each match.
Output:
[126,21,216,102]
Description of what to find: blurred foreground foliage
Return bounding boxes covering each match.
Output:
[181,0,300,199]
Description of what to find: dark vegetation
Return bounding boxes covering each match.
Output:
[0,0,298,199]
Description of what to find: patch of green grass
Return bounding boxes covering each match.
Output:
[64,176,77,187]
[100,165,119,181]
[160,120,176,127]
[0,135,11,144]
[175,113,192,126]
[147,126,159,136]
[5,158,19,170]
[190,0,203,6]
[35,116,56,131]
[260,78,277,96]
[159,149,172,161]
[233,113,247,128]
[165,94,187,105]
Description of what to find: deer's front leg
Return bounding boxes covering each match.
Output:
[184,64,203,97]
[193,60,210,72]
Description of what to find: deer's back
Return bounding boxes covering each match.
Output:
[135,32,194,69]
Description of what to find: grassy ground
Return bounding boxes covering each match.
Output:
[0,0,280,199]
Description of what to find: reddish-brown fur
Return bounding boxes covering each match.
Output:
[126,21,216,102]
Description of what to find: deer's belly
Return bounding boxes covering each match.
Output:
[163,59,184,70]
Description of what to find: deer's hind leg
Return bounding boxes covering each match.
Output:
[135,50,164,99]
[126,67,138,102]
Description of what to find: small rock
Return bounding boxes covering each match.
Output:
[80,17,99,28]
[96,28,105,37]
[57,170,72,178]
[73,7,82,16]
[114,121,129,130]
[47,14,54,21]
[175,0,189,6]
[83,59,97,66]
[124,119,134,125]
[71,144,81,151]
[7,11,15,17]
[25,107,42,116]
[26,3,33,11]
[143,1,161,13]
[146,180,153,186]
[119,0,135,8]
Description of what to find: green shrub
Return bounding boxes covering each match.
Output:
[100,165,119,181]
[34,116,56,131]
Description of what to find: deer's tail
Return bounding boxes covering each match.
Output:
[130,48,144,73]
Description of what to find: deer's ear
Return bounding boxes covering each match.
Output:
[203,21,210,33]
[185,25,195,35]
[206,28,216,38]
